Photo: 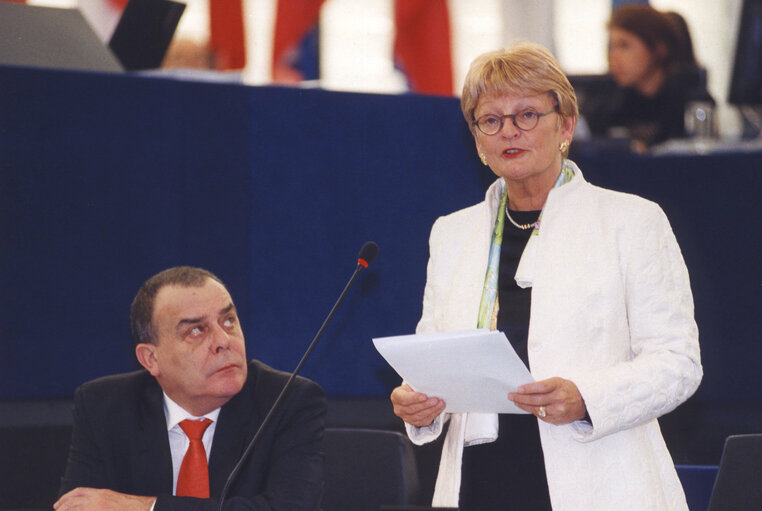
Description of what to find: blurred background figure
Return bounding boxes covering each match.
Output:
[161,38,214,69]
[584,4,714,152]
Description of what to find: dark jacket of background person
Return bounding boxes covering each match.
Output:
[584,68,713,146]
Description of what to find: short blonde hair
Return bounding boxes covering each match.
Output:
[461,42,578,133]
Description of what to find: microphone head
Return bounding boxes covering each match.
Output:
[357,241,379,268]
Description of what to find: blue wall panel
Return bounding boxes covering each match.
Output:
[0,65,493,399]
[1,65,760,418]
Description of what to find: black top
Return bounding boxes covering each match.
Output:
[459,208,552,511]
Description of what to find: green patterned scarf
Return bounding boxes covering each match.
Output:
[476,160,575,329]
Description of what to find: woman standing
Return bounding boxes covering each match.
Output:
[391,42,702,511]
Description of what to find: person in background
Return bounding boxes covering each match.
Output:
[162,38,216,70]
[55,266,326,511]
[390,42,702,510]
[584,4,714,151]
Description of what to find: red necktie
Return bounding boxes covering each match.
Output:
[176,418,213,498]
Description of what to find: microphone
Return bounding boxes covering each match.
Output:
[357,240,379,268]
[218,241,379,510]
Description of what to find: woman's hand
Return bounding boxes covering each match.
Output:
[509,377,587,425]
[391,383,446,427]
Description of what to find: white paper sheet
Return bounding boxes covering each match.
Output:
[373,329,534,414]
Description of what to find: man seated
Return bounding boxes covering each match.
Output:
[55,266,326,511]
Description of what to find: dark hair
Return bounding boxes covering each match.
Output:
[130,266,225,345]
[609,4,680,72]
[664,11,697,68]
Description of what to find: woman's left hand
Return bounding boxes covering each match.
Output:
[509,377,587,425]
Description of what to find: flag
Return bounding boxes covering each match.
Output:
[393,0,453,95]
[209,0,246,70]
[272,0,325,82]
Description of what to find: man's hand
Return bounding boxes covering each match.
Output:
[509,377,587,426]
[54,487,156,511]
[390,383,446,427]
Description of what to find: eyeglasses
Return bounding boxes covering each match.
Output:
[472,107,557,135]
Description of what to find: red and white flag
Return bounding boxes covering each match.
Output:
[272,0,454,95]
[271,0,325,82]
[393,0,453,95]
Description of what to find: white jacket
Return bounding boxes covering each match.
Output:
[407,163,702,511]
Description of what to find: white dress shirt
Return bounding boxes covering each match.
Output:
[163,393,221,495]
[148,394,222,510]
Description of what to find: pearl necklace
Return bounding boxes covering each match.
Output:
[505,206,539,230]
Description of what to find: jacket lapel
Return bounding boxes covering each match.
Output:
[208,362,259,497]
[442,180,501,330]
[135,377,174,495]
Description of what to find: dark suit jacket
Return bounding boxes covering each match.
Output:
[59,360,326,511]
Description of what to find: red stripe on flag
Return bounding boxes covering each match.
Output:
[272,0,325,82]
[209,0,247,70]
[394,0,453,96]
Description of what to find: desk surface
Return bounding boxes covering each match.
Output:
[651,136,762,155]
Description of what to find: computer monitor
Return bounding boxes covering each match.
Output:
[108,0,185,71]
[728,0,762,106]
[567,73,618,117]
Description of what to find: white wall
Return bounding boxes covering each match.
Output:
[553,0,611,74]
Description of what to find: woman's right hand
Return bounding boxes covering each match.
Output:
[390,383,446,427]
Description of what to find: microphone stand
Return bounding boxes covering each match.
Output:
[218,242,378,510]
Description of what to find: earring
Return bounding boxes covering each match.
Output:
[559,140,570,154]
[479,153,488,166]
